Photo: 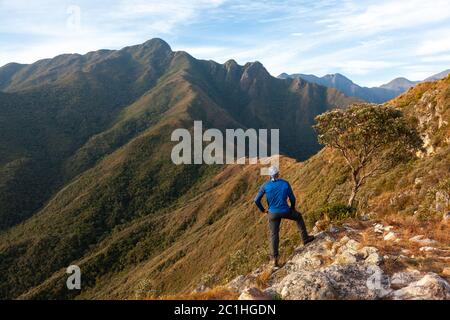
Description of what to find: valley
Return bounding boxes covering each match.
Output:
[0,38,448,300]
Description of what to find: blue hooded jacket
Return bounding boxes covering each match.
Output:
[254,178,296,214]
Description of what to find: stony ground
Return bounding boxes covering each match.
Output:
[227,218,450,300]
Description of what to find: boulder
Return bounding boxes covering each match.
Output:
[328,224,340,233]
[345,239,361,251]
[442,268,450,277]
[365,252,383,266]
[284,234,335,272]
[238,287,273,300]
[383,232,397,241]
[443,211,450,222]
[335,250,358,265]
[390,270,422,288]
[409,235,437,245]
[228,275,247,292]
[390,273,450,300]
[419,246,437,253]
[286,251,324,271]
[339,235,351,244]
[270,263,391,300]
[373,224,384,234]
[273,271,338,300]
[359,246,379,259]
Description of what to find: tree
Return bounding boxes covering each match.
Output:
[314,104,423,207]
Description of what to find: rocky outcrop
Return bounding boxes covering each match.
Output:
[231,231,450,300]
[389,273,450,300]
[238,287,272,300]
[269,263,390,300]
[409,235,438,246]
[443,211,450,222]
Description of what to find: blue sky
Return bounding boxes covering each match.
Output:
[1,0,450,86]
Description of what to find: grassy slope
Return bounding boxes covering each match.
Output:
[0,39,354,232]
[0,40,175,230]
[1,75,448,301]
[0,40,356,298]
[8,85,450,299]
[86,75,449,298]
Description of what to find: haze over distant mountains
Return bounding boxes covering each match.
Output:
[279,69,450,103]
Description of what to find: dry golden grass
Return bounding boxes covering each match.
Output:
[255,269,272,289]
[152,286,239,300]
[354,215,450,275]
[385,215,450,246]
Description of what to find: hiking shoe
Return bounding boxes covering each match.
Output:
[303,235,315,245]
[270,258,279,268]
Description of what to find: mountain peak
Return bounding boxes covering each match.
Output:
[243,61,269,76]
[140,38,172,52]
[324,73,354,84]
[240,61,271,88]
[224,59,239,69]
[224,58,237,66]
[380,77,417,91]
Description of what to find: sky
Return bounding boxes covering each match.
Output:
[1,0,450,87]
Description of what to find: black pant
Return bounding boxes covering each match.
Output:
[268,210,309,258]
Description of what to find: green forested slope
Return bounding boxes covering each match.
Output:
[0,39,355,298]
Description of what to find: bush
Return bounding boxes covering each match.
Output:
[307,203,357,227]
[225,250,250,280]
[323,203,357,221]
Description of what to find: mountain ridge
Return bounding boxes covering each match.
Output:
[0,38,356,299]
[0,38,448,300]
[279,69,449,103]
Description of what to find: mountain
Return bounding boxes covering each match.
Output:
[424,69,450,81]
[1,38,448,300]
[0,39,357,232]
[279,69,450,103]
[379,77,418,91]
[0,39,356,299]
[279,72,401,103]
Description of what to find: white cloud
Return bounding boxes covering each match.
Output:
[420,54,450,63]
[109,0,227,33]
[416,28,450,55]
[323,0,450,35]
[0,0,449,86]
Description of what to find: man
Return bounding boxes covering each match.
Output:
[254,166,314,268]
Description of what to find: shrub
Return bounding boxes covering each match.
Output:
[323,203,357,221]
[225,250,250,280]
[308,203,357,227]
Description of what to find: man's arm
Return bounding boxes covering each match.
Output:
[254,185,266,213]
[287,183,296,209]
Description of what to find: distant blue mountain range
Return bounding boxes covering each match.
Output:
[278,69,450,103]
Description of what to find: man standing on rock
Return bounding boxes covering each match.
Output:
[254,166,314,268]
